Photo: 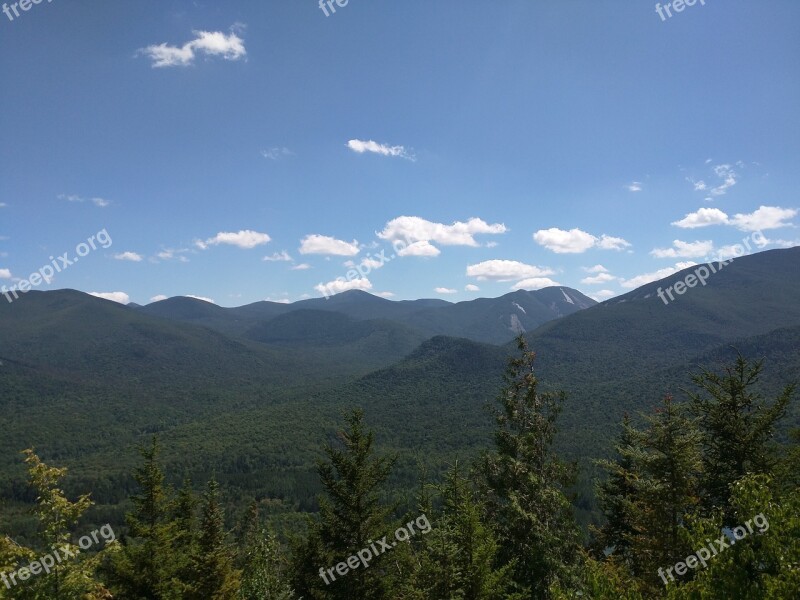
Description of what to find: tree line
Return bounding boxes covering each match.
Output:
[1,337,798,599]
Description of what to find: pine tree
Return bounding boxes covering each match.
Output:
[188,478,240,600]
[687,355,793,520]
[594,414,642,567]
[634,396,702,590]
[107,437,183,599]
[477,336,583,599]
[292,409,396,600]
[171,476,198,596]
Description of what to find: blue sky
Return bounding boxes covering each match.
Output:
[1,0,798,306]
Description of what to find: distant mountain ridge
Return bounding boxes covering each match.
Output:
[138,286,597,345]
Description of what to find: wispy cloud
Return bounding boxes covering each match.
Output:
[263,251,293,262]
[626,181,643,192]
[185,294,216,304]
[261,147,294,160]
[139,27,246,68]
[58,194,110,208]
[347,139,415,160]
[620,262,697,289]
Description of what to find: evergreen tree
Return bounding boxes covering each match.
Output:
[477,336,583,599]
[189,478,240,600]
[593,413,641,567]
[633,396,702,591]
[171,476,198,596]
[107,437,183,600]
[292,409,396,600]
[687,354,793,520]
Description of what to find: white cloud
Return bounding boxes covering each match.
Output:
[769,238,800,249]
[465,284,480,292]
[378,216,507,250]
[263,251,292,262]
[590,289,617,301]
[650,240,714,259]
[58,194,110,208]
[376,291,396,298]
[265,297,291,304]
[114,251,143,262]
[397,241,441,257]
[688,178,708,191]
[139,29,246,68]
[89,292,130,304]
[0,203,7,208]
[359,257,384,270]
[0,268,11,279]
[510,277,561,291]
[672,207,730,229]
[347,139,414,160]
[583,264,609,274]
[580,272,618,285]
[261,147,293,160]
[620,262,697,289]
[150,295,168,303]
[434,287,458,294]
[185,294,216,304]
[626,181,643,192]
[314,277,372,295]
[533,228,630,253]
[466,260,555,282]
[156,249,190,263]
[291,263,311,270]
[299,234,360,256]
[709,164,737,197]
[730,206,797,231]
[198,230,271,250]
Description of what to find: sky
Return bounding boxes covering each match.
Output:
[1,0,798,307]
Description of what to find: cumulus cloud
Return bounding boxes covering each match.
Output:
[347,139,414,160]
[620,262,697,289]
[580,272,618,285]
[730,206,797,231]
[672,207,730,229]
[650,240,714,259]
[114,251,143,262]
[378,216,507,254]
[583,264,609,274]
[397,241,441,257]
[314,277,372,295]
[465,284,480,292]
[300,234,360,256]
[0,268,11,279]
[510,277,562,291]
[466,260,555,282]
[263,251,292,262]
[150,295,168,302]
[89,292,130,304]
[672,206,797,231]
[376,291,396,298]
[590,289,617,301]
[435,287,458,294]
[197,230,271,250]
[185,294,216,304]
[533,228,631,253]
[139,28,246,68]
